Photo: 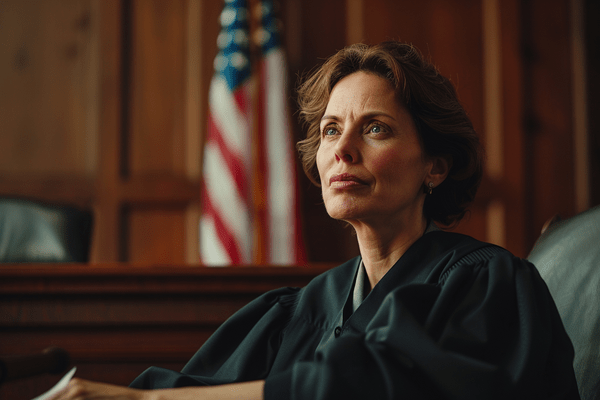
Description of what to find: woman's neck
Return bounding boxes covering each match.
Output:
[353,215,428,289]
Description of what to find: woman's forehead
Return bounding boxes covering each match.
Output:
[323,72,404,120]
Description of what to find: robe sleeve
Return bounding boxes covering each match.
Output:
[129,286,299,389]
[264,251,579,400]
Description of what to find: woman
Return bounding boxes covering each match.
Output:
[54,42,579,399]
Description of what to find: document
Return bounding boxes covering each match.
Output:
[31,367,77,400]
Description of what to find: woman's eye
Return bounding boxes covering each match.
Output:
[368,124,386,134]
[323,126,338,136]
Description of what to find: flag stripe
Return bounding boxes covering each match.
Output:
[201,185,243,264]
[203,141,251,262]
[262,51,296,263]
[254,53,269,264]
[208,77,251,164]
[199,212,231,266]
[207,114,246,200]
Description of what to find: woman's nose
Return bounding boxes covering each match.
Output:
[334,131,359,163]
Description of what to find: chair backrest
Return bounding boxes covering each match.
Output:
[0,198,93,263]
[528,205,600,400]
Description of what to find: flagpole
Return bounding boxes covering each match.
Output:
[248,0,268,265]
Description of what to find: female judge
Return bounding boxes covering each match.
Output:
[53,42,580,400]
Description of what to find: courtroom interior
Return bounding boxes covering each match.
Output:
[0,0,599,399]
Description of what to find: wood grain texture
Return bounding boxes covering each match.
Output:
[0,263,331,400]
[129,0,187,176]
[0,0,99,175]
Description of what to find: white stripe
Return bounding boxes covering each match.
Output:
[199,213,230,266]
[209,77,251,166]
[264,50,295,264]
[203,141,252,262]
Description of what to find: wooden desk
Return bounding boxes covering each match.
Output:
[0,263,331,400]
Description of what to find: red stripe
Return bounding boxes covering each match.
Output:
[234,89,251,116]
[207,113,247,200]
[256,61,270,263]
[201,183,243,265]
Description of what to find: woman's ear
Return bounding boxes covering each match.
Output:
[426,156,451,187]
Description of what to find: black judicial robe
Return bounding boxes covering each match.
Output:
[130,231,580,399]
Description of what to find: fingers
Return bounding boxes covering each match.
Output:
[50,378,143,400]
[50,378,88,400]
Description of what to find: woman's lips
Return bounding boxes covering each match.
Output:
[329,173,368,188]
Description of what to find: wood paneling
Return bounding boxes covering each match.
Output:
[0,0,99,176]
[93,0,200,262]
[128,206,187,263]
[129,0,187,175]
[587,0,600,208]
[0,263,330,400]
[94,0,124,262]
[497,0,527,256]
[528,0,575,233]
[0,0,594,261]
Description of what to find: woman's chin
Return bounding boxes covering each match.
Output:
[325,205,367,223]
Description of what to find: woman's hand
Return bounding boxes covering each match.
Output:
[50,378,151,400]
[50,378,265,400]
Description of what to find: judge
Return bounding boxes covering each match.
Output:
[53,41,580,400]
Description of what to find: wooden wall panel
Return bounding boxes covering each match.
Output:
[129,0,187,176]
[0,0,592,262]
[128,206,187,263]
[93,0,122,262]
[528,0,575,235]
[294,0,347,76]
[92,0,200,262]
[587,0,600,208]
[0,0,99,176]
[498,0,528,257]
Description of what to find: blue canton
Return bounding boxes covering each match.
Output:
[214,0,251,91]
[255,0,281,55]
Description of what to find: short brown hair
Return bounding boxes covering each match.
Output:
[296,41,483,226]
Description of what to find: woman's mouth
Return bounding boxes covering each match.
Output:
[329,173,368,188]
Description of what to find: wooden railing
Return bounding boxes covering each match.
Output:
[0,263,332,400]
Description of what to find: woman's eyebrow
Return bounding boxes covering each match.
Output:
[321,112,396,122]
[321,115,339,121]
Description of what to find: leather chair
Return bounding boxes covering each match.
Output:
[0,198,93,263]
[528,205,600,400]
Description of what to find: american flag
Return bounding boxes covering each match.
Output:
[200,0,304,266]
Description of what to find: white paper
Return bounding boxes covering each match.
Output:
[31,367,77,400]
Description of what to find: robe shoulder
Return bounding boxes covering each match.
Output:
[265,232,580,400]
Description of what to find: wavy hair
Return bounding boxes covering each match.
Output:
[296,41,483,226]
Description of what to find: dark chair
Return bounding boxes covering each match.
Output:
[528,205,600,400]
[0,198,93,263]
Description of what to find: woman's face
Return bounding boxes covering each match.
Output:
[316,71,433,228]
